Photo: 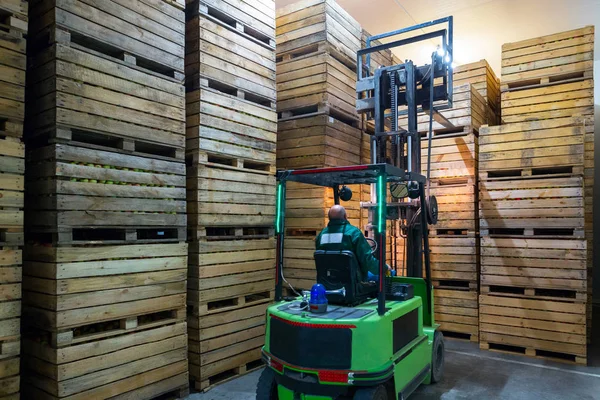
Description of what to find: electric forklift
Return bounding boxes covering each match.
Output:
[258,17,455,400]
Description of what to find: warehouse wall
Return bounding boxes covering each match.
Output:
[276,0,600,302]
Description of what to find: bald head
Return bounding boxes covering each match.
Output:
[328,205,347,221]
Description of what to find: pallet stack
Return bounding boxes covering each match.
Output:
[478,117,589,364]
[499,26,595,342]
[22,1,190,398]
[276,0,363,290]
[185,0,277,391]
[422,125,480,342]
[1,1,28,398]
[453,60,501,125]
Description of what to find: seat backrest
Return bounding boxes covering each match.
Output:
[314,250,376,305]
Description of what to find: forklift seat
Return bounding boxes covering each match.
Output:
[314,250,378,306]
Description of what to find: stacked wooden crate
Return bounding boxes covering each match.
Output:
[479,116,588,364]
[185,0,277,391]
[1,1,27,398]
[499,26,595,343]
[23,1,190,398]
[423,128,480,342]
[276,0,363,290]
[453,60,501,125]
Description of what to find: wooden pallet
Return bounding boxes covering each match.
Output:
[187,0,275,46]
[428,184,478,232]
[23,242,187,334]
[434,289,479,342]
[185,85,277,165]
[276,0,361,70]
[22,322,189,399]
[430,237,479,290]
[277,51,358,121]
[29,0,185,78]
[421,129,478,182]
[188,302,269,391]
[453,59,500,118]
[501,26,594,89]
[480,237,587,297]
[479,295,587,365]
[479,176,584,232]
[479,117,587,177]
[185,14,276,106]
[277,114,362,169]
[187,160,276,228]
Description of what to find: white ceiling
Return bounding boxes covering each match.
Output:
[275,0,600,78]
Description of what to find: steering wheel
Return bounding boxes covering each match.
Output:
[366,237,378,254]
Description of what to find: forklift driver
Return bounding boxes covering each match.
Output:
[316,205,390,282]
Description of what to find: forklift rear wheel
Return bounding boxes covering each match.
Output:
[431,330,445,383]
[353,385,388,400]
[256,368,278,399]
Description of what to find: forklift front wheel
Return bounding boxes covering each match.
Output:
[353,385,388,400]
[431,330,445,383]
[256,367,279,400]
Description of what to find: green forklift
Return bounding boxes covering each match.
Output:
[258,17,455,400]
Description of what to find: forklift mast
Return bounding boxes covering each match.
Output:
[356,17,454,280]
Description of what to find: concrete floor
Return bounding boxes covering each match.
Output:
[186,307,600,400]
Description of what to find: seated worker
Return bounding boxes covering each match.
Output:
[316,205,391,281]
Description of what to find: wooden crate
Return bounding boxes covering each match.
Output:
[188,237,275,315]
[188,302,269,391]
[421,129,478,184]
[276,0,361,70]
[185,13,276,108]
[501,26,594,90]
[0,248,21,400]
[186,0,275,47]
[397,85,489,134]
[430,236,479,290]
[500,80,594,124]
[277,114,362,169]
[187,160,276,229]
[454,60,500,118]
[0,136,24,247]
[277,51,357,121]
[29,0,185,79]
[22,322,189,400]
[27,41,185,155]
[22,243,187,335]
[479,117,586,179]
[0,1,27,140]
[428,184,478,234]
[185,86,277,165]
[25,144,187,243]
[435,289,478,342]
[360,29,393,75]
[479,176,584,235]
[21,242,189,399]
[479,295,586,365]
[480,237,587,300]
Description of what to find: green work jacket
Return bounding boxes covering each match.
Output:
[315,219,380,278]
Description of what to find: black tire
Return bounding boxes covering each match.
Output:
[353,385,388,400]
[256,367,278,400]
[431,330,445,383]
